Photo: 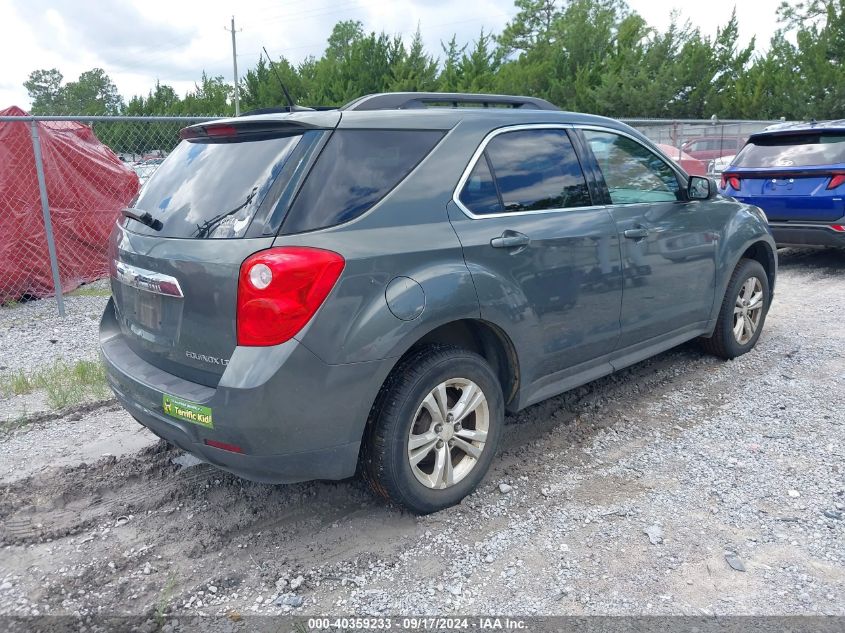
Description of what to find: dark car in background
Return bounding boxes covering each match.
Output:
[100,92,777,513]
[719,120,845,247]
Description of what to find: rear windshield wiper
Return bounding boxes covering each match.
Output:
[194,186,258,238]
[121,208,162,231]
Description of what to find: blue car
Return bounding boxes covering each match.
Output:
[720,120,845,247]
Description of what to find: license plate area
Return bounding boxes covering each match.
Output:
[115,283,182,347]
[112,261,184,346]
[134,288,163,330]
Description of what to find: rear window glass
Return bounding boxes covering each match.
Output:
[733,133,845,168]
[698,139,737,150]
[127,133,312,239]
[281,129,444,234]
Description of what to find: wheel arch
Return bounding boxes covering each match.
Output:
[707,236,777,335]
[738,240,777,301]
[381,318,521,413]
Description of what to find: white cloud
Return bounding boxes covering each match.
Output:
[0,0,784,111]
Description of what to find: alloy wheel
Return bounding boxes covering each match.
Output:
[407,378,489,489]
[733,276,764,345]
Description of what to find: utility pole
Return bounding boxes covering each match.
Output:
[225,16,241,116]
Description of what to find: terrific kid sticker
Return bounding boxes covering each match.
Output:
[162,394,213,428]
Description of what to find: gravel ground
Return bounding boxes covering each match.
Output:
[0,279,110,374]
[0,248,843,622]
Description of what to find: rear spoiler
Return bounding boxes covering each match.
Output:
[747,128,845,143]
[180,111,339,141]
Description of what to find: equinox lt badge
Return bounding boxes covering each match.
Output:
[186,351,229,366]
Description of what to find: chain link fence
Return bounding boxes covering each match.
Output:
[0,113,787,316]
[0,115,214,314]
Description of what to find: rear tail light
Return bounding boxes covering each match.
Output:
[721,174,741,190]
[237,247,345,346]
[827,174,845,189]
[831,224,845,232]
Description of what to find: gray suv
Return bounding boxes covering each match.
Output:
[100,92,776,513]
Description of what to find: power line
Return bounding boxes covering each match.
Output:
[243,0,366,29]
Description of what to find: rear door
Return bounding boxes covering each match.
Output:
[448,125,623,390]
[108,116,335,387]
[725,131,845,222]
[578,128,717,348]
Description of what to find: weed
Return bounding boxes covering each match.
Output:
[68,286,112,298]
[10,371,32,395]
[0,359,110,408]
[0,371,29,398]
[0,404,33,435]
[154,574,179,626]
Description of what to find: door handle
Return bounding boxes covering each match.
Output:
[490,231,530,249]
[623,228,649,240]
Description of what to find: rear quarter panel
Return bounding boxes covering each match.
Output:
[274,120,491,366]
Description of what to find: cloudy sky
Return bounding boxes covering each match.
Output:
[1,0,785,109]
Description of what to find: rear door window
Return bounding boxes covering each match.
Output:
[281,129,444,234]
[733,132,845,168]
[460,156,502,215]
[127,132,320,239]
[458,128,592,215]
[583,130,681,204]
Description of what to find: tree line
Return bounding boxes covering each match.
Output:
[21,0,845,126]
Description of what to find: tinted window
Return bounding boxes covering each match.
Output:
[584,130,681,204]
[687,139,735,152]
[459,156,502,215]
[128,134,311,238]
[282,129,444,234]
[463,129,591,215]
[733,132,845,168]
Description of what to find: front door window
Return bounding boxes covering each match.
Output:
[583,130,681,204]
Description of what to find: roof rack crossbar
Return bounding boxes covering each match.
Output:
[341,92,560,112]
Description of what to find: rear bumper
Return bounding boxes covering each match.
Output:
[769,222,845,248]
[99,299,393,484]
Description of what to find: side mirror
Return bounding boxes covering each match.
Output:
[688,175,715,200]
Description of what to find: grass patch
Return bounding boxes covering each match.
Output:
[154,574,179,626]
[68,286,112,298]
[0,359,111,409]
[8,371,33,395]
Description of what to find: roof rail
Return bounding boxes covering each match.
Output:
[341,92,560,112]
[240,105,339,116]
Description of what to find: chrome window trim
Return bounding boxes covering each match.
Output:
[113,261,184,298]
[452,123,606,220]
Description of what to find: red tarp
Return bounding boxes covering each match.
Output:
[0,106,139,302]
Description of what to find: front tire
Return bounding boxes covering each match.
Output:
[362,345,504,514]
[700,258,770,359]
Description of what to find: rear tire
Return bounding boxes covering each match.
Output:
[700,258,770,359]
[362,345,504,514]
